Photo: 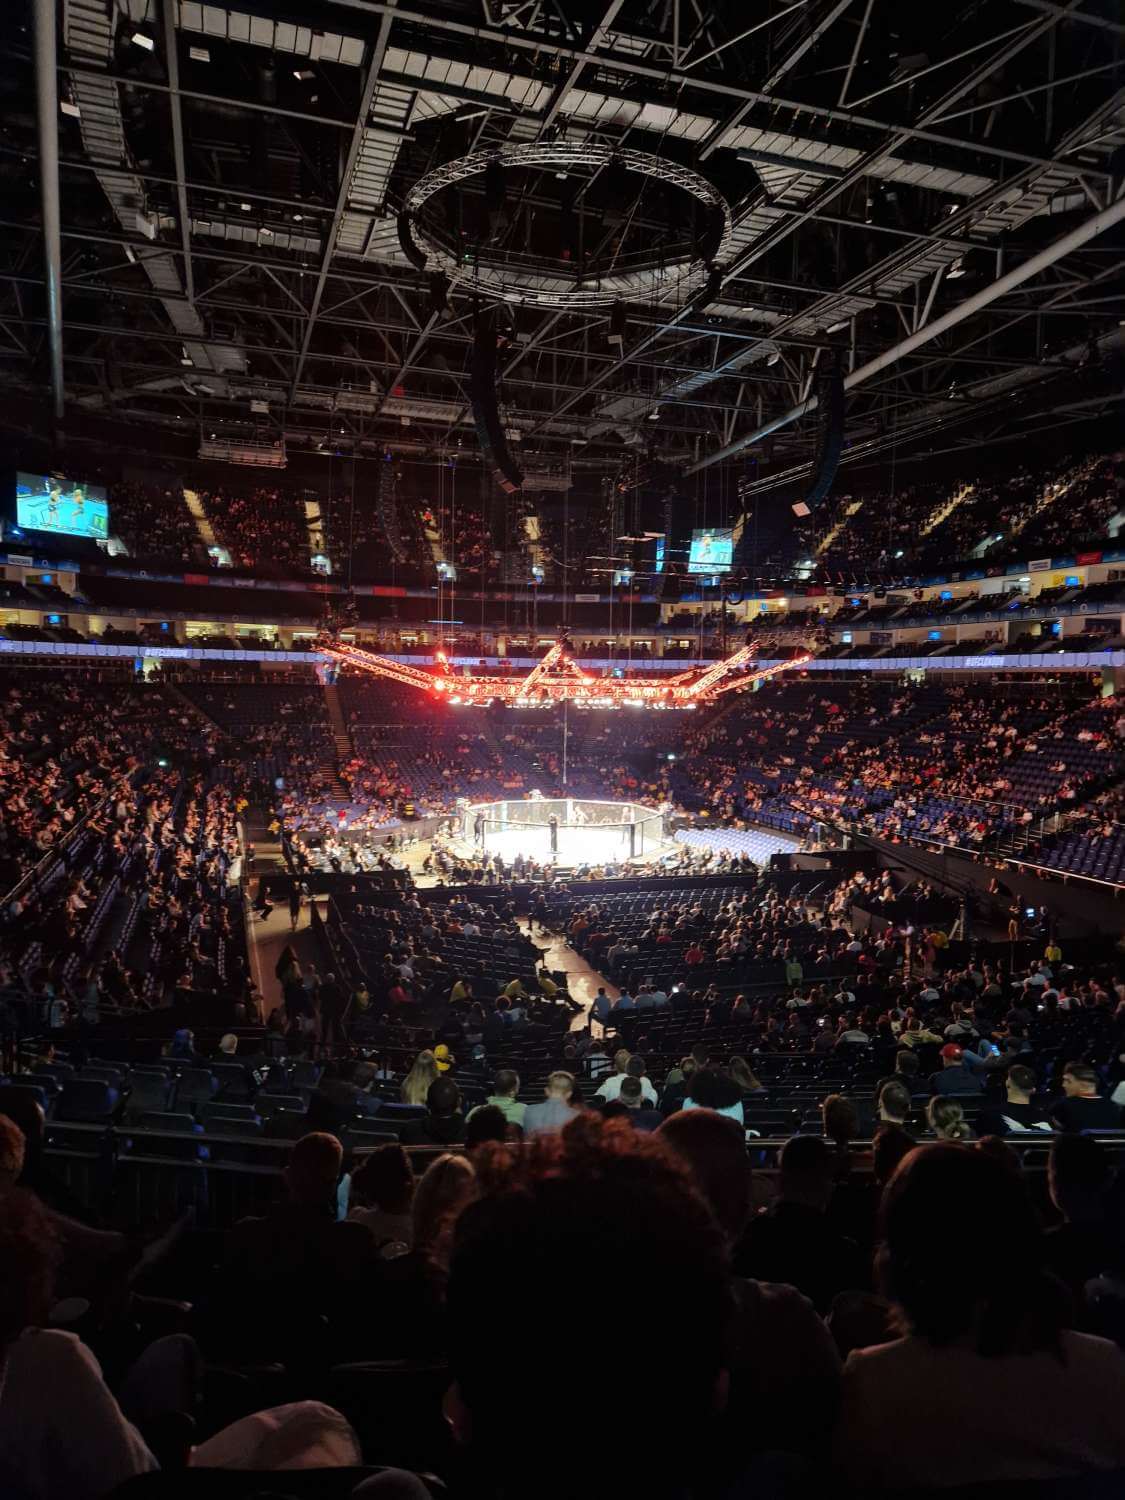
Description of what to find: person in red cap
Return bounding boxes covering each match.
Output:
[928,1042,984,1096]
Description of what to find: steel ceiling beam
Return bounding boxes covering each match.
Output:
[322,0,1111,178]
[535,0,628,138]
[288,4,397,404]
[686,190,1125,471]
[33,0,63,419]
[527,13,1115,438]
[161,0,194,308]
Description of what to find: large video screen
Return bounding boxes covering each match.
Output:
[687,527,733,574]
[16,473,109,540]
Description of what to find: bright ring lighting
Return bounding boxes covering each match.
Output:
[399,143,733,309]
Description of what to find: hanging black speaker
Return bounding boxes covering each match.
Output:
[793,353,845,517]
[471,314,524,495]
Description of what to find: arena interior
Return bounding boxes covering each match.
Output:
[3,0,1125,1494]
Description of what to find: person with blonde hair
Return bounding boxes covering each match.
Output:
[728,1056,763,1094]
[400,1049,439,1106]
[927,1096,975,1142]
[412,1152,477,1258]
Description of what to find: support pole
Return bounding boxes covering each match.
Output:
[34,0,64,419]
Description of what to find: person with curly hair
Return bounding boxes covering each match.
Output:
[445,1116,731,1496]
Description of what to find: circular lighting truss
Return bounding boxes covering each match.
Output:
[399,142,733,309]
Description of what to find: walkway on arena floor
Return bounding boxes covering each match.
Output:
[248,895,323,1018]
[522,921,618,1033]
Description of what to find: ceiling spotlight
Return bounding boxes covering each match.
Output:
[826,319,848,334]
[292,213,304,223]
[767,351,780,366]
[293,68,314,80]
[647,408,660,420]
[189,45,210,62]
[131,29,155,50]
[239,201,252,211]
[947,257,966,279]
[124,245,136,264]
[60,99,81,118]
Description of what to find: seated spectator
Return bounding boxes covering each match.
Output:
[835,1144,1125,1487]
[464,1104,512,1150]
[595,1053,657,1106]
[928,1042,984,1095]
[978,1064,1052,1135]
[1051,1062,1123,1132]
[684,1067,745,1124]
[612,1075,664,1131]
[348,1143,415,1249]
[876,1078,913,1129]
[400,1078,467,1146]
[728,1055,763,1094]
[660,1045,709,1115]
[1044,1135,1114,1302]
[400,1049,439,1105]
[523,1071,579,1137]
[659,1108,842,1463]
[0,1185,363,1500]
[468,1068,525,1129]
[410,1152,477,1260]
[735,1134,868,1313]
[927,1096,975,1142]
[445,1117,730,1496]
[220,1133,376,1359]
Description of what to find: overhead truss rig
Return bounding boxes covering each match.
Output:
[319,636,811,708]
[7,0,1122,474]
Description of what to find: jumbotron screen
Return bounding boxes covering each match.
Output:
[16,473,109,540]
[687,527,733,574]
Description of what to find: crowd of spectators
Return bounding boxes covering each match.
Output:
[798,452,1122,579]
[6,873,1125,1495]
[197,484,313,576]
[0,667,255,1029]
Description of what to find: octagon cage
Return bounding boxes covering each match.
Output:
[459,797,667,865]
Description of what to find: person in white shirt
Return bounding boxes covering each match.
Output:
[595,1055,657,1106]
[0,1184,360,1500]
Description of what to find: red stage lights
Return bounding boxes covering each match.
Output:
[320,636,810,708]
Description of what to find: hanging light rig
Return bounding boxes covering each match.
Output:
[319,634,809,708]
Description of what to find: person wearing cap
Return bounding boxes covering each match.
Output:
[433,1044,454,1075]
[929,1043,984,1096]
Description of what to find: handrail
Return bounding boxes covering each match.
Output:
[0,784,114,909]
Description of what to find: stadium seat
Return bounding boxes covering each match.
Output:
[326,1361,455,1473]
[255,1092,306,1118]
[176,1069,219,1108]
[199,1103,259,1127]
[264,1111,311,1140]
[55,1078,121,1123]
[211,1063,253,1103]
[126,1072,177,1117]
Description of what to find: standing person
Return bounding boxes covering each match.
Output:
[319,972,349,1055]
[288,883,302,931]
[548,813,559,856]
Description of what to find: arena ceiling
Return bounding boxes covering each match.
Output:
[0,0,1123,490]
